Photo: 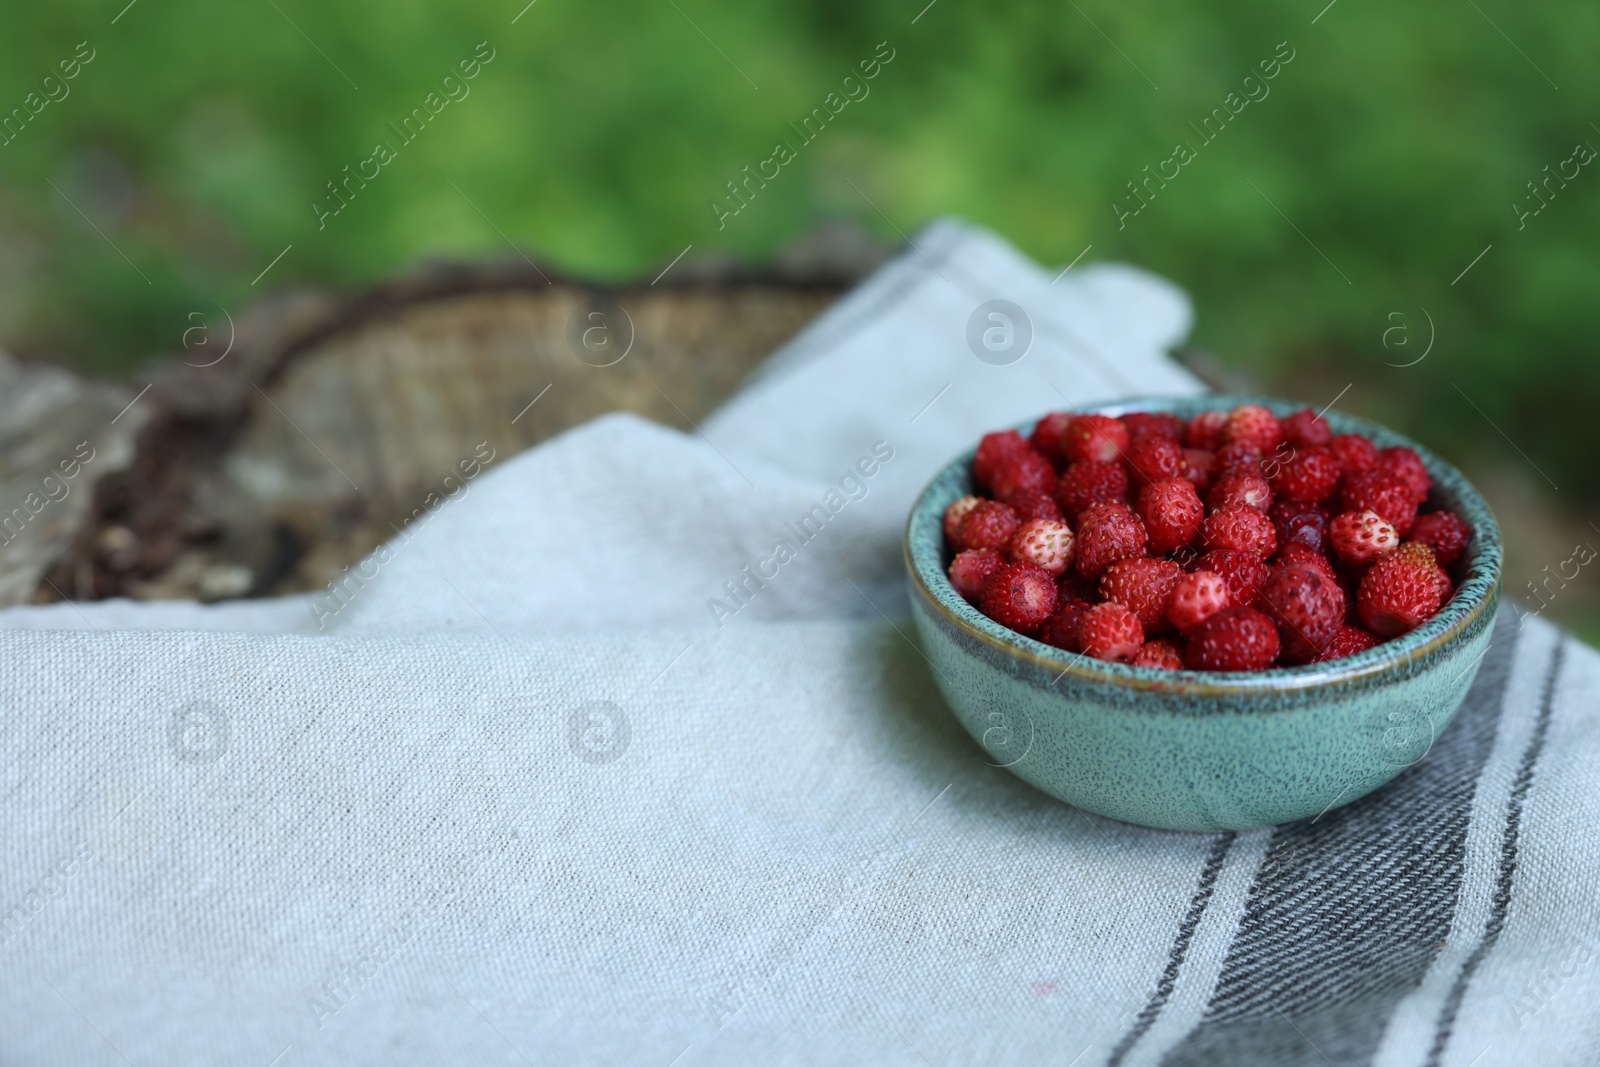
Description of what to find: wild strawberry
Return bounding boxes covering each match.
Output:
[1271,446,1341,504]
[1410,510,1472,569]
[1329,509,1399,569]
[1167,570,1233,634]
[1260,561,1345,663]
[1132,639,1185,671]
[1008,489,1066,525]
[1274,540,1338,582]
[1328,433,1379,477]
[1186,409,1229,451]
[1181,448,1217,496]
[948,548,1004,601]
[1339,470,1419,536]
[1194,549,1269,607]
[1271,500,1329,554]
[1224,404,1283,452]
[1055,460,1129,520]
[1432,565,1453,603]
[1381,446,1432,504]
[1056,568,1099,604]
[1186,606,1281,671]
[1202,505,1277,559]
[1010,518,1075,577]
[980,561,1059,634]
[1039,596,1092,652]
[1100,557,1183,633]
[1137,478,1204,555]
[1073,503,1149,580]
[1122,411,1185,442]
[1311,624,1379,663]
[943,495,982,545]
[1029,412,1075,469]
[1125,434,1185,486]
[1078,602,1144,663]
[955,500,1020,553]
[973,430,1030,492]
[1064,414,1130,464]
[1209,471,1274,514]
[991,450,1057,506]
[1281,408,1333,449]
[1215,440,1264,478]
[1357,542,1443,637]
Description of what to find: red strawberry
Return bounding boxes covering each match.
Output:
[943,495,982,545]
[1281,408,1333,449]
[1380,446,1432,504]
[1132,639,1185,671]
[948,548,1005,601]
[1202,505,1277,559]
[1029,412,1075,469]
[1186,410,1228,451]
[1125,434,1184,486]
[1073,503,1149,580]
[956,500,1020,553]
[1215,440,1264,478]
[1039,596,1092,652]
[1181,448,1217,496]
[1209,471,1274,514]
[1260,561,1345,663]
[1274,542,1341,588]
[1137,478,1204,555]
[1100,557,1183,633]
[1064,414,1130,464]
[1078,602,1144,663]
[980,561,1059,634]
[991,450,1057,505]
[973,430,1030,491]
[1410,510,1473,570]
[1271,500,1329,555]
[1328,433,1379,477]
[1357,542,1443,637]
[1055,460,1130,521]
[1122,411,1185,442]
[1311,624,1379,663]
[1432,565,1453,603]
[1056,569,1099,604]
[1270,446,1340,504]
[1194,548,1269,607]
[1329,509,1399,569]
[1186,606,1281,671]
[1008,488,1067,525]
[1167,570,1233,634]
[1010,518,1075,577]
[1339,470,1419,537]
[1224,404,1283,452]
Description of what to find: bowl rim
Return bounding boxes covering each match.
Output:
[904,394,1503,698]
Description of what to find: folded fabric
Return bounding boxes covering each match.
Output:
[2,219,1594,1067]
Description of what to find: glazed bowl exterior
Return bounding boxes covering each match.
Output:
[905,395,1502,831]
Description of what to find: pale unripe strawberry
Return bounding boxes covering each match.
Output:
[1009,518,1075,577]
[1330,509,1399,569]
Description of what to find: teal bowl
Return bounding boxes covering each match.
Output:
[905,395,1502,831]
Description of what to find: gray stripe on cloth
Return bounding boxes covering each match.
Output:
[1158,613,1521,1067]
[1421,637,1567,1067]
[1105,832,1237,1067]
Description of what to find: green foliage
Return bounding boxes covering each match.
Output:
[0,0,1595,498]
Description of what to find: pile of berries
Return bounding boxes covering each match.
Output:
[943,404,1473,672]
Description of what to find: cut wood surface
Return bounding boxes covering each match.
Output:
[26,226,885,605]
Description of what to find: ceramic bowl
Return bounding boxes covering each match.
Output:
[905,395,1502,831]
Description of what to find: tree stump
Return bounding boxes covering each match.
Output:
[30,225,886,605]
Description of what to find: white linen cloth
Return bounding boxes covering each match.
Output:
[2,219,1594,1066]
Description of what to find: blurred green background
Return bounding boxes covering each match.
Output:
[0,0,1595,634]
